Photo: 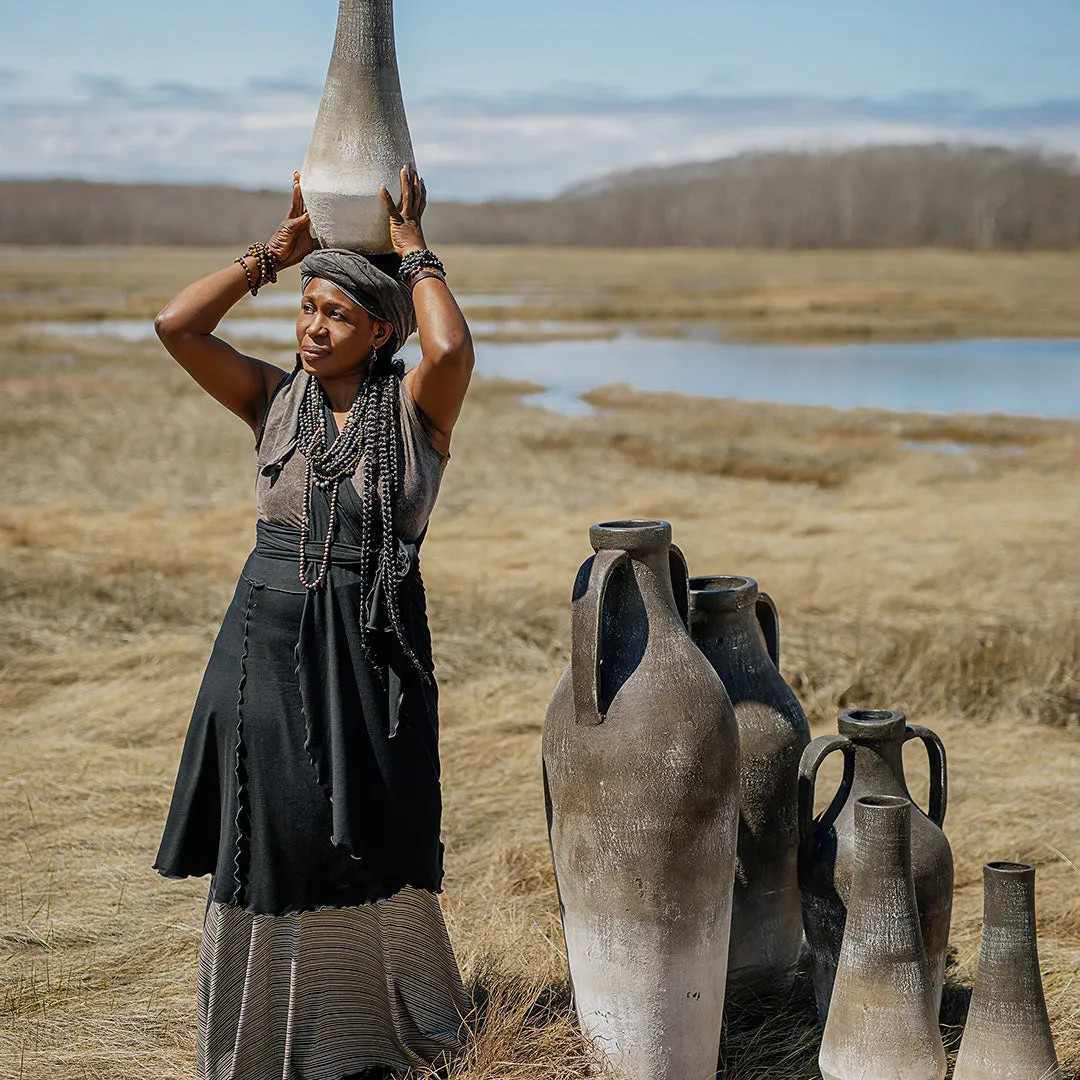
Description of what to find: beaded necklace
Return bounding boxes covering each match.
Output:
[296,370,369,590]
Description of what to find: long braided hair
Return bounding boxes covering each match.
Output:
[355,342,429,682]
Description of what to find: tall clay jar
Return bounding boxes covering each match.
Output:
[799,708,953,1021]
[688,575,810,998]
[819,796,947,1080]
[543,521,740,1080]
[302,0,416,252]
[953,862,1062,1080]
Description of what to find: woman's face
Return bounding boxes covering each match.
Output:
[296,278,393,381]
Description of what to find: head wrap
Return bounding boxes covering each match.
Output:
[299,248,416,353]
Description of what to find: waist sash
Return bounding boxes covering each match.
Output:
[251,519,435,861]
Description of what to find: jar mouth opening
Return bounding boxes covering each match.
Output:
[986,861,1034,875]
[590,519,671,553]
[846,708,902,724]
[857,795,911,809]
[838,708,907,738]
[689,575,754,594]
[688,575,758,611]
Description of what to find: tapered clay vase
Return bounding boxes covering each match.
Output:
[689,575,809,999]
[302,0,415,253]
[819,795,947,1080]
[543,520,740,1080]
[953,862,1062,1080]
[799,708,953,1021]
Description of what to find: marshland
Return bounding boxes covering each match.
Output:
[2,244,1079,1079]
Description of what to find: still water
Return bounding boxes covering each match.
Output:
[40,318,1080,419]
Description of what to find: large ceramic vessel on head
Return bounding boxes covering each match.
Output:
[798,707,953,1021]
[302,0,415,253]
[543,520,740,1080]
[689,574,810,999]
[953,862,1061,1080]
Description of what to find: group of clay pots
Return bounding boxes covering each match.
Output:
[543,520,1061,1080]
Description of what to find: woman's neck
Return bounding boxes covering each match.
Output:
[316,365,370,412]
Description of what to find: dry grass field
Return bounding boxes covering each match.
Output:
[2,245,1079,1079]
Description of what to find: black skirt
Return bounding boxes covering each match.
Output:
[154,513,444,917]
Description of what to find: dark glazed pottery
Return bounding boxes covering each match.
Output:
[953,862,1062,1080]
[689,574,810,998]
[799,708,954,1021]
[819,796,947,1080]
[543,520,740,1080]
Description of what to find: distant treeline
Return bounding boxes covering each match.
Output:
[3,144,1079,249]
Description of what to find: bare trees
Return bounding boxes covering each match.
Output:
[2,145,1078,249]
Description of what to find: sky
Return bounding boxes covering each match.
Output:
[2,0,1078,200]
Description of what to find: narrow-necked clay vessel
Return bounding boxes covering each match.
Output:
[689,574,809,999]
[543,520,740,1080]
[302,0,415,252]
[799,708,953,1021]
[953,862,1062,1080]
[819,795,947,1080]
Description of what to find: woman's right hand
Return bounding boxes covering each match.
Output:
[267,172,315,269]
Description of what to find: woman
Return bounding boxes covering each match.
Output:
[153,166,475,1080]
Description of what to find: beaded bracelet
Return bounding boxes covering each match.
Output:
[235,241,280,296]
[398,248,445,284]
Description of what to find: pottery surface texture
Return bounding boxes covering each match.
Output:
[953,862,1062,1080]
[543,521,740,1080]
[302,0,415,253]
[799,708,954,1021]
[819,796,947,1080]
[689,575,810,998]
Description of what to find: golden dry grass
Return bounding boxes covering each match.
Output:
[2,247,1079,1079]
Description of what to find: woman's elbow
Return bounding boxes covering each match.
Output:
[442,327,475,375]
[154,305,179,343]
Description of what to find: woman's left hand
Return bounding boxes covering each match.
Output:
[267,172,315,269]
[380,165,428,256]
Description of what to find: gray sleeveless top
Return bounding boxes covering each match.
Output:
[254,367,448,543]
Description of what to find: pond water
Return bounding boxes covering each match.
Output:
[38,318,1080,419]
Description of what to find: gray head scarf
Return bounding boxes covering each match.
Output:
[299,248,416,353]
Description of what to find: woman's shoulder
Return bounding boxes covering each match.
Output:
[399,369,450,467]
[256,365,310,463]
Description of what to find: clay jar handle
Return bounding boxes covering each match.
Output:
[669,543,690,631]
[571,549,629,726]
[798,734,855,867]
[904,724,948,827]
[755,591,780,668]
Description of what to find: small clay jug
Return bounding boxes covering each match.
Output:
[953,862,1062,1080]
[799,708,953,1021]
[689,575,810,999]
[302,0,416,253]
[543,520,740,1080]
[819,795,947,1080]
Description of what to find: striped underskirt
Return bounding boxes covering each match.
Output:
[197,888,472,1080]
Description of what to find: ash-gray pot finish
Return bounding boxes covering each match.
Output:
[819,796,947,1080]
[543,520,740,1080]
[689,574,810,998]
[953,862,1062,1080]
[799,708,953,1021]
[302,0,416,253]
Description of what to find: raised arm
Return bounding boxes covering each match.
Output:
[153,173,315,434]
[381,167,474,456]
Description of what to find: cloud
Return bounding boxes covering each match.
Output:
[0,77,1077,201]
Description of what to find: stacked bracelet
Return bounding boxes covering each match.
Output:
[398,248,445,285]
[235,241,280,296]
[406,269,446,289]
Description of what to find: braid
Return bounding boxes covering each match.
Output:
[357,351,429,681]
